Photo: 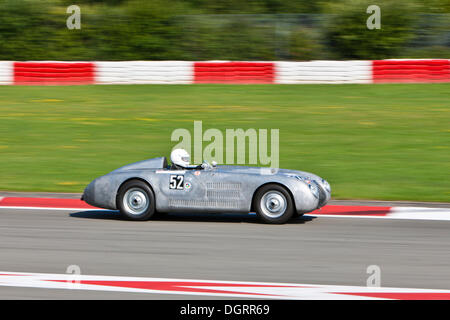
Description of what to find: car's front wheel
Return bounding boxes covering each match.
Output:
[117,180,155,221]
[254,184,294,224]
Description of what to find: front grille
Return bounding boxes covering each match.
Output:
[317,183,327,208]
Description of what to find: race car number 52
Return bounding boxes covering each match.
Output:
[169,175,184,190]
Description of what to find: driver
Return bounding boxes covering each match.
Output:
[170,149,202,170]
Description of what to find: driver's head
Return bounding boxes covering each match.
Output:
[170,148,190,168]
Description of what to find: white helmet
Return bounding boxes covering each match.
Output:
[170,149,190,168]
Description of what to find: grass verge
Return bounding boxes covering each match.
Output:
[0,84,448,202]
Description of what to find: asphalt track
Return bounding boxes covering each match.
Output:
[0,204,450,299]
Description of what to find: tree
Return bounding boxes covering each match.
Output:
[323,0,419,59]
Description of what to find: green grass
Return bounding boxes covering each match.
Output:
[0,84,449,202]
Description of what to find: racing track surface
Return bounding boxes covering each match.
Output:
[0,206,450,299]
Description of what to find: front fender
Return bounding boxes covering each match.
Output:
[82,172,153,210]
[253,176,319,214]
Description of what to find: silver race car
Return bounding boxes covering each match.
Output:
[82,149,331,224]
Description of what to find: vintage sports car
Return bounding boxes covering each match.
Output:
[82,149,331,224]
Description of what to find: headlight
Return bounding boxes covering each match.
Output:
[296,176,319,199]
[321,179,331,193]
[309,181,319,199]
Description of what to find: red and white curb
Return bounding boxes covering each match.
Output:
[2,60,449,85]
[0,197,95,211]
[0,197,449,221]
[0,271,449,300]
[311,206,450,221]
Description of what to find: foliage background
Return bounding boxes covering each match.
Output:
[0,0,448,61]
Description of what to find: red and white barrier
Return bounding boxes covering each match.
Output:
[0,61,13,85]
[275,60,372,84]
[194,61,274,84]
[373,59,450,83]
[13,61,95,85]
[0,60,448,85]
[95,61,193,84]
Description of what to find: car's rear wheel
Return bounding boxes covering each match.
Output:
[117,180,155,221]
[254,184,294,224]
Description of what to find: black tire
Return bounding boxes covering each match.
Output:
[117,180,155,221]
[254,184,295,224]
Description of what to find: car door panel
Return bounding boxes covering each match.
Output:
[155,169,248,213]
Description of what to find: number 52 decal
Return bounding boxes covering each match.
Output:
[169,175,184,190]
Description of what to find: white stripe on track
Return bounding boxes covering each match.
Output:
[0,271,449,300]
[307,207,450,221]
[389,207,450,221]
[2,205,450,221]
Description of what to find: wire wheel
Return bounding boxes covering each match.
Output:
[117,180,155,221]
[254,184,294,224]
[123,187,150,215]
[260,191,287,219]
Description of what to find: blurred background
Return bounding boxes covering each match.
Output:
[0,0,449,61]
[1,0,450,300]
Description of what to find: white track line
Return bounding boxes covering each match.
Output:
[308,207,450,221]
[388,207,450,221]
[1,205,450,221]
